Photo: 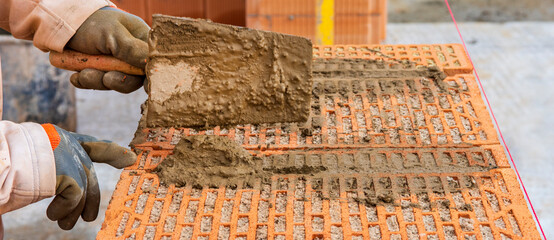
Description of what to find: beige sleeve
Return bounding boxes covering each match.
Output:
[0,0,115,52]
[0,55,3,120]
[0,121,56,215]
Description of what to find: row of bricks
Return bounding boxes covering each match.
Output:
[134,74,499,150]
[128,145,511,171]
[98,168,538,239]
[312,44,473,75]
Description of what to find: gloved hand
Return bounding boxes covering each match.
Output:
[66,6,149,93]
[41,124,136,230]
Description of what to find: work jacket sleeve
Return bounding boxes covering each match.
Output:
[0,121,56,215]
[0,0,115,52]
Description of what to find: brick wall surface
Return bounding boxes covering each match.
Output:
[97,44,541,239]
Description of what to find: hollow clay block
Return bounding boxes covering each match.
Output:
[146,15,313,128]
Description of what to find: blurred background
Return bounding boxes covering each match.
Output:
[1,0,552,239]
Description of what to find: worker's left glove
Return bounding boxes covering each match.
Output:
[66,6,149,94]
[41,124,136,230]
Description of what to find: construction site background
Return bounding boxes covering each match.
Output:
[0,0,552,36]
[108,0,553,23]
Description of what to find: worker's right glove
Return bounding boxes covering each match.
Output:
[66,6,149,93]
[41,124,136,230]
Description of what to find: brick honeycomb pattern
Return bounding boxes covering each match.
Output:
[98,44,541,239]
[137,74,498,150]
[101,168,535,240]
[312,44,473,76]
[129,145,510,172]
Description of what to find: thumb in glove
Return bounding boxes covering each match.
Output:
[41,124,136,230]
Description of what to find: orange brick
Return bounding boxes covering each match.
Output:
[246,15,270,30]
[115,0,387,43]
[205,0,246,26]
[127,145,511,172]
[379,0,387,40]
[112,0,148,21]
[312,44,474,75]
[246,0,387,44]
[272,16,317,41]
[247,0,316,16]
[98,168,540,239]
[335,0,383,14]
[98,45,541,239]
[134,73,499,151]
[146,0,205,24]
[246,15,317,42]
[335,15,383,44]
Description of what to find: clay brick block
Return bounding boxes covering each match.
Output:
[335,15,383,44]
[312,44,474,75]
[99,159,540,239]
[101,44,541,239]
[146,0,205,24]
[246,0,387,44]
[247,16,317,43]
[134,73,500,151]
[335,0,382,14]
[248,14,383,45]
[112,0,148,20]
[246,15,271,30]
[247,0,316,16]
[206,0,246,26]
[145,15,313,128]
[271,16,318,42]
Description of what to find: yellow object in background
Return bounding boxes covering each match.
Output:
[316,0,334,45]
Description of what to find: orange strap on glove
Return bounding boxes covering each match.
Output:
[41,124,136,230]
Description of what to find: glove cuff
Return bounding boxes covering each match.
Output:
[41,124,61,150]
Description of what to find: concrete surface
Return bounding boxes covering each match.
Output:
[386,22,553,238]
[388,0,554,22]
[0,37,76,131]
[2,22,553,239]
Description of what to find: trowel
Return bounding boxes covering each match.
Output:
[50,15,313,128]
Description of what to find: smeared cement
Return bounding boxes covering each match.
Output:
[154,135,329,188]
[154,135,262,187]
[145,15,313,128]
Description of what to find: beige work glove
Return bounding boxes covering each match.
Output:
[67,7,149,93]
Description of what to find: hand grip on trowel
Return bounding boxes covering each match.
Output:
[49,50,145,75]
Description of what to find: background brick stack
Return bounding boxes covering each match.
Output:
[112,0,387,44]
[247,0,387,44]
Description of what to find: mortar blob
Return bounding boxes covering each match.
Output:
[154,135,263,187]
[154,135,333,188]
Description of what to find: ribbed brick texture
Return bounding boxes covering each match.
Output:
[112,0,246,26]
[112,0,386,43]
[246,0,387,44]
[97,44,540,239]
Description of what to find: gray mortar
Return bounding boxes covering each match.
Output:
[133,56,509,240]
[145,15,312,128]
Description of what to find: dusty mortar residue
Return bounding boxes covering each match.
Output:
[154,135,328,187]
[312,58,447,82]
[145,15,313,128]
[145,55,487,211]
[153,135,262,187]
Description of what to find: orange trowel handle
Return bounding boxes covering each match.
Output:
[49,50,145,75]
